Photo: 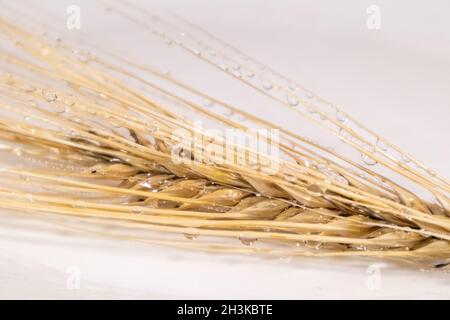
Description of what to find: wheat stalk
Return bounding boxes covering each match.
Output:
[0,4,448,269]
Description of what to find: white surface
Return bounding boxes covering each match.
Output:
[0,0,449,299]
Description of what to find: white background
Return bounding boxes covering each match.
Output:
[0,0,449,299]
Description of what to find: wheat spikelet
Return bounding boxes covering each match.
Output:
[0,3,448,269]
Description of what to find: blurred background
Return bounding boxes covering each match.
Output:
[0,0,449,299]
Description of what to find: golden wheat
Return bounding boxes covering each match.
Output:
[0,4,448,269]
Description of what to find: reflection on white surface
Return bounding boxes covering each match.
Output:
[1,214,449,299]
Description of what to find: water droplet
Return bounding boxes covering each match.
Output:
[131,206,143,214]
[361,145,377,166]
[319,112,327,120]
[13,148,22,157]
[231,70,242,78]
[262,81,273,90]
[246,72,255,78]
[73,201,87,209]
[338,128,354,143]
[43,89,57,102]
[140,181,152,189]
[402,154,412,163]
[279,256,292,263]
[235,113,247,122]
[69,116,82,123]
[146,121,160,134]
[302,158,316,168]
[202,99,214,107]
[305,92,314,99]
[223,108,234,116]
[239,234,257,246]
[306,106,317,114]
[332,173,348,185]
[231,62,240,70]
[52,102,69,114]
[427,168,437,177]
[41,47,50,56]
[23,85,36,93]
[219,63,228,71]
[20,173,31,182]
[183,228,198,240]
[289,83,298,91]
[287,95,299,106]
[73,50,91,63]
[25,194,34,202]
[336,110,347,122]
[376,138,388,151]
[283,170,296,182]
[307,184,325,196]
[319,167,349,185]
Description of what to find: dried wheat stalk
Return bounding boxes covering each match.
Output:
[0,4,448,269]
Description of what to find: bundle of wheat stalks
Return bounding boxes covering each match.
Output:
[0,3,448,269]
